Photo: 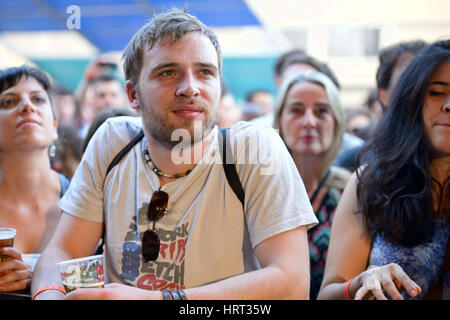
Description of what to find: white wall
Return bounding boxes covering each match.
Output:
[240,0,450,108]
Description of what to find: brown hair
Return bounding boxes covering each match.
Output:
[122,8,222,86]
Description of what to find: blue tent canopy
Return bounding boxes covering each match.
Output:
[1,1,274,100]
[0,0,260,52]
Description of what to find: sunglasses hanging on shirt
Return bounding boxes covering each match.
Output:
[142,189,169,261]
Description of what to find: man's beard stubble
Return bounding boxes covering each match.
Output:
[139,94,219,150]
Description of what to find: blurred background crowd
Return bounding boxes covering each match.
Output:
[2,0,448,179]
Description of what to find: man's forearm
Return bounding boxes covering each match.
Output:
[183,265,309,300]
[63,265,309,300]
[31,246,73,300]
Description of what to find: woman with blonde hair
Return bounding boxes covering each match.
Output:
[273,70,351,299]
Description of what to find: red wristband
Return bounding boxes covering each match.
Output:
[32,285,66,300]
[344,278,354,300]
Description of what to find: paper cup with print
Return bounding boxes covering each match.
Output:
[57,254,104,293]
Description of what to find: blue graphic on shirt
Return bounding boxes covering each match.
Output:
[120,214,141,281]
[121,242,141,281]
[120,203,189,288]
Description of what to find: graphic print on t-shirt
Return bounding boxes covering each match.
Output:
[120,204,188,290]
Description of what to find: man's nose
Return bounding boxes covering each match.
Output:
[176,73,200,98]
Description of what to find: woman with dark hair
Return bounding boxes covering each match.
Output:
[318,39,449,300]
[0,65,69,295]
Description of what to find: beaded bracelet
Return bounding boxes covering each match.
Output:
[161,289,188,300]
[161,289,173,300]
[177,289,188,300]
[170,290,180,300]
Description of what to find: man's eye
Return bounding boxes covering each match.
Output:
[200,69,212,76]
[160,70,174,77]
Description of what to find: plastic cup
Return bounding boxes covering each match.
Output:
[0,228,16,252]
[0,228,16,277]
[57,254,104,293]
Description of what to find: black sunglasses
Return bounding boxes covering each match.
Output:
[142,190,168,261]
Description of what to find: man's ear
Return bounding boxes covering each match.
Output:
[126,80,140,111]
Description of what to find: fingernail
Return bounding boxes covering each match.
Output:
[409,289,417,296]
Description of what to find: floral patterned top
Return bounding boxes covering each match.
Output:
[308,186,343,300]
[370,220,450,299]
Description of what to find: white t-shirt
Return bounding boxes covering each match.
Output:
[60,117,317,290]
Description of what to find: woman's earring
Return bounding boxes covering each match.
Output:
[48,143,56,158]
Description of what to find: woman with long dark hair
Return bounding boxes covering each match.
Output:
[318,39,449,300]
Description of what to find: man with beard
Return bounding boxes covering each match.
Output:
[31,9,317,300]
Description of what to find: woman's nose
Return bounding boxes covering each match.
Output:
[18,96,36,113]
[301,108,317,128]
[443,96,450,113]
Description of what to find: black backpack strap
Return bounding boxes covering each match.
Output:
[218,129,252,262]
[105,130,145,178]
[218,128,245,208]
[96,130,144,255]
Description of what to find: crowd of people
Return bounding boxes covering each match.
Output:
[0,8,448,300]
